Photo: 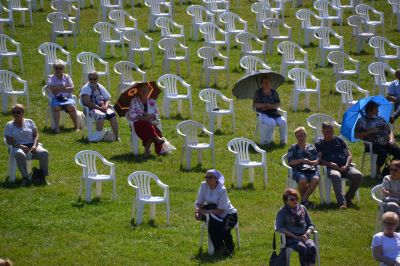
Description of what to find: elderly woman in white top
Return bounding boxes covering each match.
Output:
[46,59,80,133]
[195,169,238,256]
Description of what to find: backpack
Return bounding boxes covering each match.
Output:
[30,167,47,185]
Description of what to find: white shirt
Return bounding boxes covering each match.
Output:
[195,181,236,218]
[371,232,400,264]
[4,119,36,145]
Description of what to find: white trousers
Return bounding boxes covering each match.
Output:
[260,114,287,144]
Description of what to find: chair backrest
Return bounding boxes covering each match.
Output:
[219,11,243,32]
[128,171,161,197]
[109,9,135,29]
[203,0,228,12]
[199,22,223,43]
[0,33,13,53]
[145,0,164,14]
[199,88,225,111]
[155,17,174,36]
[157,73,186,96]
[47,12,71,31]
[197,46,219,68]
[288,68,313,89]
[76,52,103,73]
[314,0,334,17]
[187,5,209,23]
[369,36,390,57]
[239,55,270,74]
[9,0,23,9]
[251,2,277,21]
[114,61,144,84]
[314,27,337,47]
[371,184,384,203]
[307,113,340,140]
[235,32,258,52]
[74,150,105,176]
[176,120,204,145]
[158,37,180,58]
[94,22,118,41]
[335,80,360,104]
[347,15,369,35]
[0,70,21,92]
[124,29,149,49]
[327,51,349,72]
[263,18,284,37]
[355,4,373,21]
[296,9,319,28]
[38,42,68,64]
[227,137,259,162]
[368,62,394,84]
[277,41,303,62]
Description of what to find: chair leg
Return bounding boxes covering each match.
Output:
[166,201,170,225]
[150,204,156,220]
[136,202,144,225]
[95,181,102,198]
[236,166,243,188]
[197,150,202,165]
[85,180,92,202]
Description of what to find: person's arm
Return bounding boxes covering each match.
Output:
[354,128,380,139]
[81,94,101,111]
[30,127,39,152]
[275,209,302,240]
[390,131,396,144]
[372,245,399,266]
[202,188,228,215]
[387,94,397,103]
[317,151,340,170]
[194,184,205,220]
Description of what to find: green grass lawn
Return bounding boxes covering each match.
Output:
[0,0,398,265]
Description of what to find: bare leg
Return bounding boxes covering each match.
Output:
[144,139,152,157]
[110,116,119,140]
[52,106,61,133]
[65,105,80,130]
[96,119,104,131]
[303,177,319,202]
[298,179,308,199]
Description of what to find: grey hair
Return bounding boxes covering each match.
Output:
[53,59,66,69]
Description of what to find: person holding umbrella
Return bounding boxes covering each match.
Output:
[253,75,287,145]
[355,101,400,178]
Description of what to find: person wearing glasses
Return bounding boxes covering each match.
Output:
[194,169,238,256]
[46,59,80,133]
[80,71,119,141]
[287,127,320,207]
[371,212,400,266]
[381,160,400,219]
[4,104,49,185]
[275,188,316,266]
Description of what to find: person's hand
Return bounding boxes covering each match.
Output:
[390,138,396,145]
[99,106,107,113]
[19,145,29,154]
[329,162,340,171]
[339,165,349,173]
[302,158,311,164]
[300,234,308,242]
[383,189,390,197]
[195,210,202,220]
[30,145,37,153]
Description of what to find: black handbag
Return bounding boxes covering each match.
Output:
[269,232,286,266]
[30,167,47,186]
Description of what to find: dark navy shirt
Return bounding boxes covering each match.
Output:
[315,136,348,167]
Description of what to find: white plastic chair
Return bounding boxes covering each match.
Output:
[51,0,80,33]
[38,42,72,80]
[109,9,138,35]
[239,55,271,74]
[371,184,384,232]
[313,0,342,32]
[176,120,215,170]
[0,3,14,34]
[8,0,32,26]
[332,0,354,12]
[218,11,248,44]
[355,4,384,34]
[327,51,360,93]
[76,52,110,89]
[74,150,116,202]
[278,230,321,266]
[368,62,396,96]
[368,36,400,68]
[113,61,146,93]
[157,74,193,118]
[0,33,22,73]
[255,107,288,145]
[263,18,292,55]
[277,40,308,78]
[295,9,322,47]
[186,5,215,41]
[0,70,29,113]
[287,68,320,112]
[93,22,124,59]
[199,22,230,56]
[199,213,240,255]
[199,88,235,133]
[79,98,101,142]
[347,15,374,54]
[5,138,32,183]
[388,0,400,31]
[123,29,155,66]
[203,0,229,16]
[307,113,341,142]
[145,0,172,31]
[281,153,324,204]
[235,32,267,61]
[335,80,369,120]
[313,27,343,67]
[126,116,162,156]
[155,17,185,44]
[251,1,279,37]
[227,137,267,189]
[197,46,229,87]
[360,140,378,179]
[158,37,190,75]
[47,12,77,49]
[99,0,122,21]
[127,171,170,225]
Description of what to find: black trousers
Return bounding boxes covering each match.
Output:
[208,213,238,253]
[369,143,400,167]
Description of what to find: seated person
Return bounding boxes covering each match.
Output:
[372,212,400,265]
[46,59,80,133]
[127,84,165,157]
[275,188,316,266]
[3,104,49,186]
[287,127,320,207]
[195,169,238,256]
[386,69,400,123]
[355,101,400,178]
[382,160,400,219]
[253,75,287,145]
[80,72,119,141]
[316,122,363,209]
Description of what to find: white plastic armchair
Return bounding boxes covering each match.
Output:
[263,18,292,55]
[251,1,279,37]
[186,5,215,41]
[113,61,146,93]
[313,27,343,67]
[8,0,32,26]
[355,4,384,34]
[124,29,155,66]
[51,0,80,33]
[0,70,29,113]
[199,88,235,133]
[93,22,124,59]
[313,0,342,31]
[368,36,400,68]
[127,171,170,225]
[277,40,308,78]
[109,9,138,35]
[47,12,77,48]
[197,46,229,87]
[388,0,400,31]
[218,11,248,43]
[227,137,267,189]
[295,9,322,47]
[332,0,354,12]
[235,32,267,61]
[74,150,116,202]
[145,0,172,31]
[0,3,15,34]
[155,17,185,44]
[287,68,320,112]
[307,113,341,142]
[239,55,271,74]
[157,74,193,118]
[76,51,110,89]
[0,33,23,73]
[368,62,396,96]
[99,0,122,21]
[176,120,215,170]
[38,42,72,80]
[158,37,190,75]
[199,22,230,56]
[327,51,360,93]
[347,15,374,54]
[371,184,385,232]
[335,80,369,120]
[202,0,229,16]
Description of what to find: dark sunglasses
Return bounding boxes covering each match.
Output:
[54,67,64,70]
[89,78,98,81]
[205,175,214,179]
[383,221,398,225]
[288,196,298,202]
[390,168,399,172]
[12,110,22,114]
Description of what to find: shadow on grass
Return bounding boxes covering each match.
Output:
[129,218,158,228]
[258,142,286,152]
[71,198,102,208]
[191,248,232,264]
[180,164,208,173]
[110,152,149,163]
[0,179,22,189]
[310,202,361,211]
[228,183,255,191]
[42,126,77,135]
[359,176,381,188]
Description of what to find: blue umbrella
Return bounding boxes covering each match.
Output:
[340,95,393,142]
